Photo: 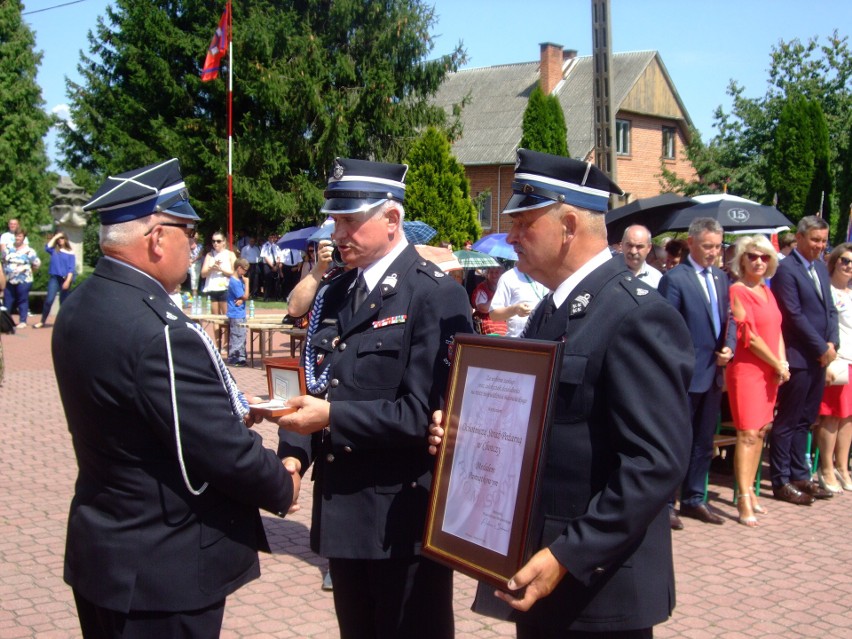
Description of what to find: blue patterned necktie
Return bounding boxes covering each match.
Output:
[703,268,721,338]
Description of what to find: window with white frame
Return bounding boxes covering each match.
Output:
[615,119,631,156]
[662,126,676,159]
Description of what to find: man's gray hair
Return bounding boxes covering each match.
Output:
[687,217,723,238]
[100,215,156,250]
[797,215,828,235]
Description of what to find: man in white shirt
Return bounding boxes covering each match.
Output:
[622,225,662,288]
[489,266,550,337]
[260,232,282,300]
[240,235,262,297]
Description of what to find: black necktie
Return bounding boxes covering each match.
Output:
[350,273,368,314]
[523,293,555,337]
[540,294,556,327]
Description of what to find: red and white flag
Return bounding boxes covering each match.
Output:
[201,7,229,82]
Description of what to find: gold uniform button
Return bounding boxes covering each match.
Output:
[326,453,335,463]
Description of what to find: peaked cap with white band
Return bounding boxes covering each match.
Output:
[83,158,200,224]
[321,157,408,214]
[502,148,623,214]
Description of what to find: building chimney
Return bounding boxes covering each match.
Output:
[563,49,578,61]
[539,42,564,95]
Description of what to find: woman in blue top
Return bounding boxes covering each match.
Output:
[35,232,75,328]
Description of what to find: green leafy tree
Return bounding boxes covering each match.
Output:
[838,134,852,238]
[766,95,832,223]
[0,1,55,233]
[58,0,466,238]
[663,31,851,236]
[519,86,568,156]
[404,127,480,247]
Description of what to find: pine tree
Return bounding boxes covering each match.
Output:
[0,1,55,233]
[58,0,465,237]
[519,86,568,156]
[766,95,832,223]
[404,127,480,248]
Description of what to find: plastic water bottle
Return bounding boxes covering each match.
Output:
[193,296,200,315]
[205,295,212,314]
[248,299,255,318]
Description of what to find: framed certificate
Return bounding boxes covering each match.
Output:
[423,334,563,591]
[250,357,306,419]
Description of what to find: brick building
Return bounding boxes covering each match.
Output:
[432,43,698,234]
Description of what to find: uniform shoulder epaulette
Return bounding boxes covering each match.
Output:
[415,259,447,282]
[141,293,184,325]
[618,272,657,304]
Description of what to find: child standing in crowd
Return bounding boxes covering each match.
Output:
[227,258,250,367]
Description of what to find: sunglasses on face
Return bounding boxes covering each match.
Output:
[746,253,770,263]
[212,238,224,244]
[838,257,852,267]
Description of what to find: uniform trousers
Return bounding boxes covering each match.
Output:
[328,555,453,639]
[771,364,825,487]
[516,624,653,639]
[73,590,225,639]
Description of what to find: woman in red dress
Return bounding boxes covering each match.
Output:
[726,235,790,526]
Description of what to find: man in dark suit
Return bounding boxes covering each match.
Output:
[434,149,693,638]
[658,218,736,528]
[277,158,472,639]
[770,215,837,504]
[52,159,300,638]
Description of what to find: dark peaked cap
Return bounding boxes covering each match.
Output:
[83,158,200,225]
[503,148,623,214]
[321,157,408,214]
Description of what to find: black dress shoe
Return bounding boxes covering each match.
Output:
[679,503,724,525]
[669,510,684,530]
[791,479,833,499]
[772,483,815,505]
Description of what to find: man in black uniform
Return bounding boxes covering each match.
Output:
[53,159,300,638]
[277,158,472,639]
[432,150,693,638]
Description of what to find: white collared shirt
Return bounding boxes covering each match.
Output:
[552,248,612,310]
[358,237,410,293]
[687,254,715,303]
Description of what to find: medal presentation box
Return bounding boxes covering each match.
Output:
[423,334,563,591]
[249,357,306,419]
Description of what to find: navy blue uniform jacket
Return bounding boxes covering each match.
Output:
[474,257,694,633]
[53,258,294,613]
[278,244,473,559]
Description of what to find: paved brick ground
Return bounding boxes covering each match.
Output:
[1,316,851,638]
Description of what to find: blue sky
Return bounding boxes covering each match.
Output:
[22,0,850,172]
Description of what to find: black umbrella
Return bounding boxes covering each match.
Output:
[653,200,793,235]
[605,193,693,243]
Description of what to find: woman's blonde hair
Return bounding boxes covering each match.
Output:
[728,234,778,279]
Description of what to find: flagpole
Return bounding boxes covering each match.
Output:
[227,0,234,249]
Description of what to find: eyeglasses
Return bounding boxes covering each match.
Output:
[144,222,196,238]
[212,238,224,244]
[838,257,852,267]
[746,253,771,263]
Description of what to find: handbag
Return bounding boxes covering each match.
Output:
[826,358,849,386]
[0,307,15,335]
